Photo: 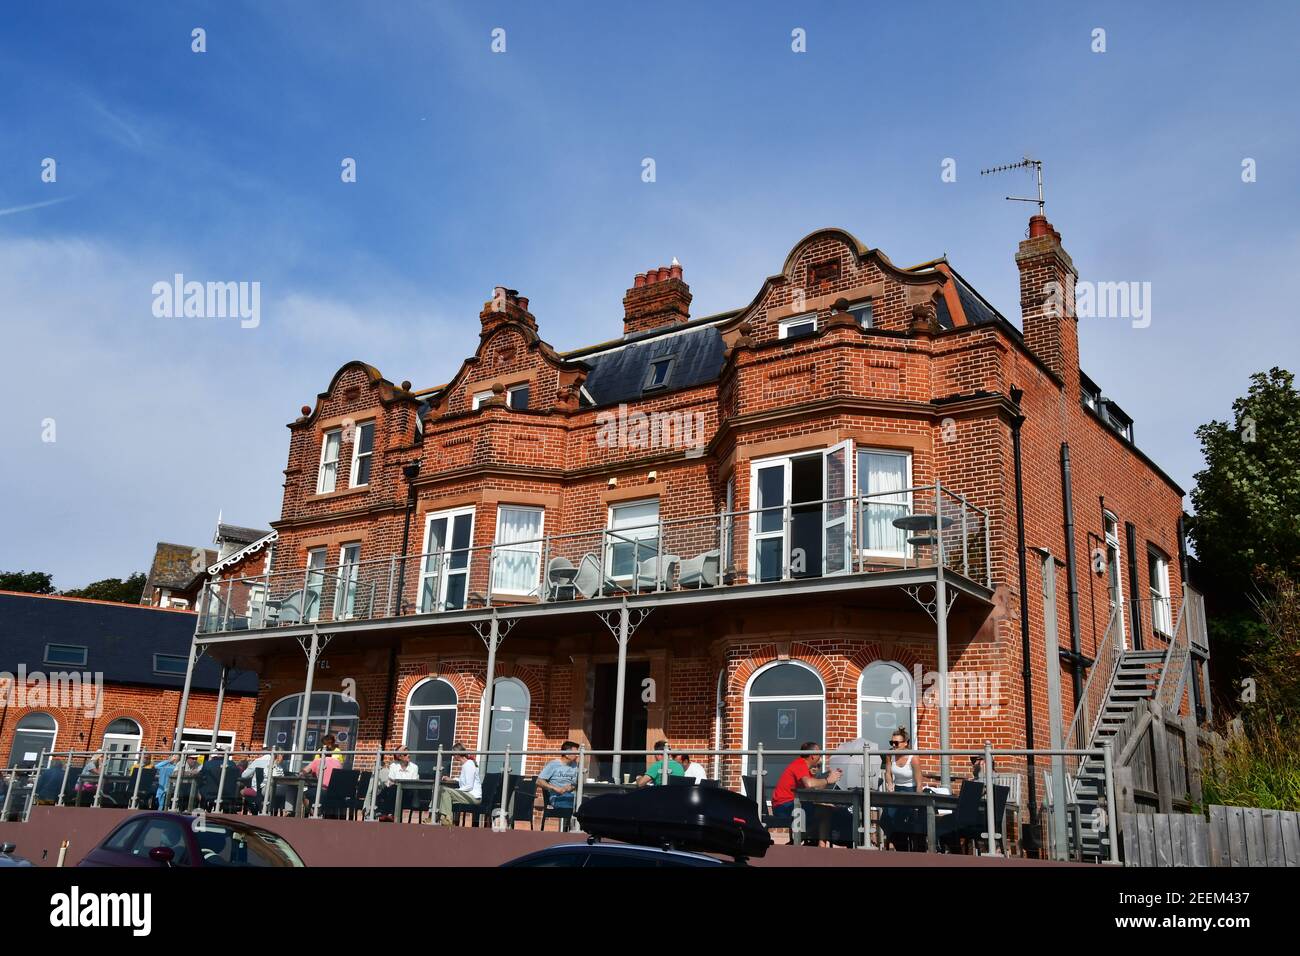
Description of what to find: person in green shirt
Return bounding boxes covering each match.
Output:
[635,740,685,786]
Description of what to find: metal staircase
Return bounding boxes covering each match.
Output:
[1071,648,1164,859]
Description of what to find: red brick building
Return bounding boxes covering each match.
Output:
[0,592,257,775]
[196,216,1209,842]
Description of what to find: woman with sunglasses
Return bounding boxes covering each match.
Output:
[882,727,924,851]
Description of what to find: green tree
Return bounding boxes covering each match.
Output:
[1189,367,1300,594]
[1188,367,1300,706]
[62,572,147,604]
[0,570,56,594]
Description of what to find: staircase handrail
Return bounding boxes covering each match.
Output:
[1065,603,1125,751]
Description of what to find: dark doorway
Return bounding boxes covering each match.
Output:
[790,454,823,578]
[590,660,650,782]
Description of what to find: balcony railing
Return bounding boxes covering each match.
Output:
[198,484,992,634]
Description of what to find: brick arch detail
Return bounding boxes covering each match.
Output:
[94,708,153,748]
[728,643,834,701]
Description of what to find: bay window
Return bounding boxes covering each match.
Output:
[493,505,544,596]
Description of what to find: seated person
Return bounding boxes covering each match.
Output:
[677,752,707,782]
[375,748,419,819]
[435,743,481,825]
[635,741,684,786]
[537,740,581,813]
[35,759,66,805]
[769,742,842,845]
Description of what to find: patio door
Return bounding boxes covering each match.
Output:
[304,548,327,622]
[334,543,360,620]
[822,440,852,576]
[419,507,475,612]
[751,461,788,582]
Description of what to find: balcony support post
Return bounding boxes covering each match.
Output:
[293,626,322,774]
[209,666,228,752]
[934,481,951,789]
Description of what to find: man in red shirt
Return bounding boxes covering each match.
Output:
[768,742,841,839]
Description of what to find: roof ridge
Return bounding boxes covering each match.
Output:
[0,590,198,613]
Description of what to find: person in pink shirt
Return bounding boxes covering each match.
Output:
[303,734,344,788]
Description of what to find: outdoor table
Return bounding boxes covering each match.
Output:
[891,514,956,533]
[269,774,310,818]
[392,779,435,821]
[871,789,960,851]
[792,787,865,847]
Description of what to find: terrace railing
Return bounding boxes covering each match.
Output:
[8,740,1117,861]
[198,484,993,634]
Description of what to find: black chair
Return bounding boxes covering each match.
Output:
[509,777,537,829]
[350,770,373,820]
[320,769,360,819]
[740,775,780,828]
[61,767,86,806]
[452,772,506,828]
[936,781,1010,853]
[540,790,574,831]
[129,767,158,808]
[241,768,265,814]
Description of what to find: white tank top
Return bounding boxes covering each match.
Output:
[891,754,914,787]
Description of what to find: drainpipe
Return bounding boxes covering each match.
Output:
[1059,444,1085,705]
[379,645,399,750]
[1008,388,1042,845]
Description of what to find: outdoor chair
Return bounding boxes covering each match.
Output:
[540,791,574,831]
[994,771,1022,854]
[452,772,507,828]
[350,770,373,820]
[740,774,781,830]
[320,769,360,819]
[572,553,627,600]
[678,550,720,588]
[128,767,157,807]
[936,781,1011,854]
[635,554,679,592]
[545,556,577,601]
[509,777,538,829]
[61,767,86,806]
[241,768,264,814]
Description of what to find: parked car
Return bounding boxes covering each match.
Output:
[503,841,738,867]
[504,785,770,867]
[78,812,305,868]
[0,842,33,867]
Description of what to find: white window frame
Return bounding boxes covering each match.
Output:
[305,548,328,622]
[856,448,913,560]
[334,543,362,620]
[848,300,874,328]
[401,678,459,757]
[741,659,826,779]
[1104,512,1127,648]
[858,660,916,750]
[778,313,818,339]
[1148,547,1172,637]
[348,420,375,487]
[102,719,143,776]
[491,505,545,596]
[748,441,855,580]
[316,429,342,494]
[472,385,529,411]
[418,506,477,612]
[180,727,237,753]
[605,498,660,583]
[8,713,58,768]
[485,677,530,774]
[506,383,529,410]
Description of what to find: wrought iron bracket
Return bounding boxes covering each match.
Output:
[294,631,334,659]
[903,584,957,623]
[596,603,654,642]
[470,615,518,648]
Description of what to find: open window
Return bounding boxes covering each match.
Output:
[749,441,854,582]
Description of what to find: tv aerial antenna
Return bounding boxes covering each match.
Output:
[980,156,1045,217]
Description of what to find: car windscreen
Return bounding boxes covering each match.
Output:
[193,824,304,867]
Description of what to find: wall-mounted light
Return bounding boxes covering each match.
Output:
[608,477,617,488]
[647,470,657,481]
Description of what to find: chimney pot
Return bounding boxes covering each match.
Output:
[634,273,647,288]
[670,262,683,281]
[517,296,528,311]
[1028,215,1053,239]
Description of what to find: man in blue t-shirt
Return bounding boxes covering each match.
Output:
[538,740,582,810]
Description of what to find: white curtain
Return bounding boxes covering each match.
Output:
[860,452,908,554]
[494,506,543,594]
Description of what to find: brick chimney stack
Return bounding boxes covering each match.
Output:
[1016,215,1079,385]
[623,258,691,337]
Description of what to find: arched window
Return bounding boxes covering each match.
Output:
[7,712,57,769]
[102,718,143,775]
[485,678,529,775]
[859,661,914,754]
[403,679,458,774]
[263,692,359,768]
[744,661,824,798]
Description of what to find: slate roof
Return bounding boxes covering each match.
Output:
[0,591,258,693]
[575,321,730,408]
[143,542,215,592]
[216,524,270,546]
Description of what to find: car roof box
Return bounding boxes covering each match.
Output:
[576,785,773,860]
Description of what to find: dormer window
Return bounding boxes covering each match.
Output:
[643,358,674,391]
[779,314,818,339]
[847,301,874,328]
[472,384,529,410]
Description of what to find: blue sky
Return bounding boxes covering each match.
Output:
[2,1,1297,588]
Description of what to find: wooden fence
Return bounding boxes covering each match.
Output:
[1122,806,1300,866]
